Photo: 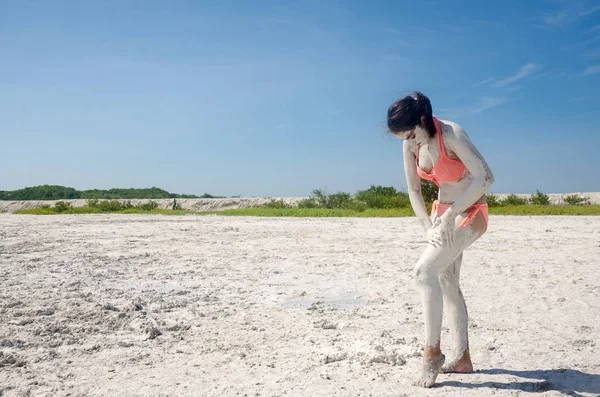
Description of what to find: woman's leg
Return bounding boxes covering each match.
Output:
[413,210,486,387]
[412,243,457,387]
[439,253,474,373]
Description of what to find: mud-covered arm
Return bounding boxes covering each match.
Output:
[403,141,432,231]
[442,127,495,220]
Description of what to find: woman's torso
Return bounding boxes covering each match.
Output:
[411,119,487,205]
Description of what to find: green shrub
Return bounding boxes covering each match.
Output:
[137,200,159,211]
[529,190,550,205]
[263,199,292,209]
[311,189,332,208]
[54,201,72,213]
[87,199,99,208]
[97,200,126,212]
[486,194,500,207]
[346,200,368,212]
[298,198,319,208]
[420,180,439,204]
[327,192,353,209]
[302,189,353,209]
[500,194,528,206]
[354,185,410,209]
[564,194,590,205]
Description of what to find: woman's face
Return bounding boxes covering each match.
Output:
[393,125,420,141]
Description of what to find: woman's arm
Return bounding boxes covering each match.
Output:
[441,125,495,221]
[403,140,433,231]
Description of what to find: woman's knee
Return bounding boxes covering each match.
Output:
[439,271,459,292]
[414,244,454,285]
[413,259,440,286]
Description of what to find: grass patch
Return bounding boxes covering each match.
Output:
[220,208,416,217]
[13,205,600,217]
[488,205,600,215]
[221,205,600,217]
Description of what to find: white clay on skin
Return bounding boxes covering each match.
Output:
[400,118,494,387]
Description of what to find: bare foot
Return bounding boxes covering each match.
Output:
[440,350,473,374]
[413,353,445,388]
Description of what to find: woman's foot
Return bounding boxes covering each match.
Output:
[413,353,445,388]
[440,350,473,373]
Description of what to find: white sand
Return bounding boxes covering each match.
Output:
[1,214,599,396]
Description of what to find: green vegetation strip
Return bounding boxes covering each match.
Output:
[220,205,600,217]
[220,208,416,217]
[488,205,600,215]
[9,186,600,216]
[13,205,600,217]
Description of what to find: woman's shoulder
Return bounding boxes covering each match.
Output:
[437,118,469,141]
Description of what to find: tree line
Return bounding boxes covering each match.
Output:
[0,185,222,200]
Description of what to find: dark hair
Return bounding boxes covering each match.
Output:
[387,91,436,138]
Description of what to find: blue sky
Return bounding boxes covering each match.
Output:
[1,0,599,196]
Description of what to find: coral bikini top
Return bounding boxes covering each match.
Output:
[416,116,467,185]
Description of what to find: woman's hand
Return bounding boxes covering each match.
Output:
[427,214,455,248]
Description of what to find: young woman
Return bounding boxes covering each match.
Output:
[387,92,494,388]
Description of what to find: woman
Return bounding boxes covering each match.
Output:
[387,92,494,388]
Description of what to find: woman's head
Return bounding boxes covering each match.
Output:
[387,92,436,140]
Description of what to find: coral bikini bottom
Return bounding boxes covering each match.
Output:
[431,200,489,232]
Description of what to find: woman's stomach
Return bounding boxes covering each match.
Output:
[437,174,488,205]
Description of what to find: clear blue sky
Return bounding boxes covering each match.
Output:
[2,0,599,197]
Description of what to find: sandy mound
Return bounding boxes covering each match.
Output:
[0,197,307,213]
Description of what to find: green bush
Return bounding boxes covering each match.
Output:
[97,200,126,212]
[346,200,368,212]
[564,194,590,205]
[486,194,500,207]
[87,199,100,208]
[137,200,159,211]
[500,194,528,206]
[354,185,410,209]
[263,199,292,209]
[304,189,352,209]
[420,180,439,204]
[327,192,353,209]
[54,201,72,213]
[298,198,319,208]
[529,190,550,205]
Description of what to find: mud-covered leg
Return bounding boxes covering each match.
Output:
[439,253,473,373]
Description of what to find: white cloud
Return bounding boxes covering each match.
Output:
[583,64,600,75]
[542,3,600,27]
[543,10,570,26]
[472,77,496,88]
[579,5,600,17]
[439,97,507,119]
[563,34,600,49]
[584,48,600,58]
[491,63,540,87]
[473,97,508,113]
